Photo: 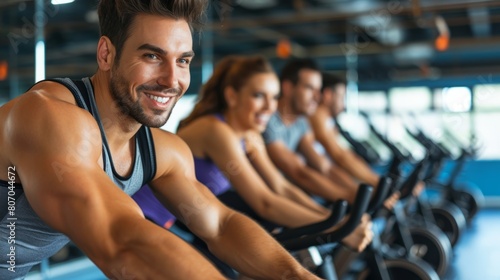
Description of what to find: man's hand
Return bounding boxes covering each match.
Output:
[340,214,373,252]
[412,181,426,197]
[383,191,401,210]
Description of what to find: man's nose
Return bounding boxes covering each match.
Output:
[157,61,179,89]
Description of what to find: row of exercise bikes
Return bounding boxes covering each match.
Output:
[275,112,484,280]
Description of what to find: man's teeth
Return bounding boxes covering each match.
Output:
[258,115,270,122]
[147,94,170,104]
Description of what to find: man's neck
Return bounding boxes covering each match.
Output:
[90,72,141,149]
[277,100,301,126]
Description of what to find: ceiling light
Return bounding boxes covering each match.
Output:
[51,0,75,5]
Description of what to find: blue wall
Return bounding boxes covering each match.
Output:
[440,160,500,198]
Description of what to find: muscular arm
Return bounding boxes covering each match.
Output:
[298,132,332,174]
[265,140,355,204]
[299,131,358,191]
[149,131,319,280]
[279,184,330,215]
[309,109,379,187]
[5,92,225,280]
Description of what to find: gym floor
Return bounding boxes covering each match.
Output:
[443,208,500,280]
[25,208,500,280]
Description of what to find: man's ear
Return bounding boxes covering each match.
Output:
[96,36,116,71]
[224,86,238,108]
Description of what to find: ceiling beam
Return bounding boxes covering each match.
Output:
[208,0,500,29]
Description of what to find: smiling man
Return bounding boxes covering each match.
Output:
[0,1,320,279]
[263,58,360,204]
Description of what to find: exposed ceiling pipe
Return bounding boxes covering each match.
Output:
[338,0,406,46]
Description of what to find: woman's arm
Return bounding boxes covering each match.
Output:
[185,120,329,228]
[245,131,329,215]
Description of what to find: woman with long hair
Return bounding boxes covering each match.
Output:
[177,55,335,228]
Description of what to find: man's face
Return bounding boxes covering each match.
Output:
[330,83,346,117]
[290,69,322,116]
[109,14,193,128]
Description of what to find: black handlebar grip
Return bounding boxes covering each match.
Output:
[400,157,429,199]
[367,176,393,214]
[274,200,348,242]
[281,184,373,251]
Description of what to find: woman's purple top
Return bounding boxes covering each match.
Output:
[131,184,177,228]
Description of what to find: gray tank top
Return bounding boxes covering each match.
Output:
[0,77,156,278]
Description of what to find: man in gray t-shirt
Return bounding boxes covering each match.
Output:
[262,58,358,204]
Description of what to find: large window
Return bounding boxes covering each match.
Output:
[434,87,472,112]
[358,91,388,112]
[471,84,500,159]
[342,85,499,160]
[389,87,432,112]
[474,84,500,111]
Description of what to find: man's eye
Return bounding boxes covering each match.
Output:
[144,53,159,60]
[178,58,191,64]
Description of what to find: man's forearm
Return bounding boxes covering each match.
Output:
[289,166,355,204]
[205,212,321,280]
[283,184,330,215]
[343,150,380,187]
[96,218,226,280]
[321,137,379,187]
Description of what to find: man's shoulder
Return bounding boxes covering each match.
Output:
[265,112,284,130]
[262,112,287,145]
[27,78,83,105]
[1,80,85,125]
[1,82,102,172]
[149,128,196,178]
[3,82,99,149]
[7,80,92,123]
[150,128,191,155]
[150,127,177,143]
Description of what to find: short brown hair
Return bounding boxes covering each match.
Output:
[321,72,346,93]
[280,58,320,85]
[98,0,207,61]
